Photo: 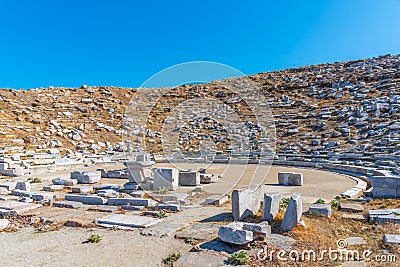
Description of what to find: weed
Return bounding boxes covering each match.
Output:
[330,199,340,208]
[158,187,168,194]
[87,233,103,243]
[185,236,194,244]
[163,252,180,265]
[156,211,166,219]
[280,197,290,210]
[28,177,42,183]
[227,251,249,265]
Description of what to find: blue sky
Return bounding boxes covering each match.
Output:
[1,0,400,89]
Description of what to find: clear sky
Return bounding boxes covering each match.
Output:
[1,0,400,89]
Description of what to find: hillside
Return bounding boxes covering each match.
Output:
[1,54,399,159]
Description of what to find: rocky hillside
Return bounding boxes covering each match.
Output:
[1,54,399,157]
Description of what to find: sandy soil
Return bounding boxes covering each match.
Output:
[0,165,357,266]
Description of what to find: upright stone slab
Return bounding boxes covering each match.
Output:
[281,193,302,232]
[71,171,101,184]
[16,182,31,192]
[153,168,179,191]
[262,193,281,222]
[232,185,261,221]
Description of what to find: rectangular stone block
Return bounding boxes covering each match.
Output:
[205,195,229,206]
[53,200,84,209]
[64,194,106,205]
[95,214,162,229]
[232,185,261,221]
[70,170,101,184]
[151,194,178,202]
[200,174,217,184]
[372,187,397,198]
[369,209,400,224]
[43,185,64,192]
[339,203,364,213]
[52,177,77,186]
[16,182,31,192]
[278,172,303,186]
[0,182,17,191]
[31,192,54,202]
[0,201,41,214]
[107,197,155,207]
[373,215,400,224]
[309,204,331,218]
[153,168,179,191]
[370,176,400,189]
[71,186,94,194]
[179,171,200,186]
[262,193,281,222]
[218,222,254,245]
[384,234,400,244]
[158,204,180,211]
[341,188,363,199]
[242,222,271,235]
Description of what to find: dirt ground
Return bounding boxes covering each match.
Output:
[0,165,358,266]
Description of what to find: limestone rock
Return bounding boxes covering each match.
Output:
[71,171,101,184]
[232,185,261,221]
[281,193,302,232]
[262,192,281,222]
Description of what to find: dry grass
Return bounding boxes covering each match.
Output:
[247,200,400,266]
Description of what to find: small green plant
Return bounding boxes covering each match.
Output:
[330,199,340,208]
[156,211,166,219]
[185,236,194,244]
[158,186,168,194]
[227,251,249,265]
[192,187,203,193]
[28,177,42,183]
[163,252,180,264]
[87,233,103,243]
[315,198,326,204]
[280,197,290,210]
[0,214,10,219]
